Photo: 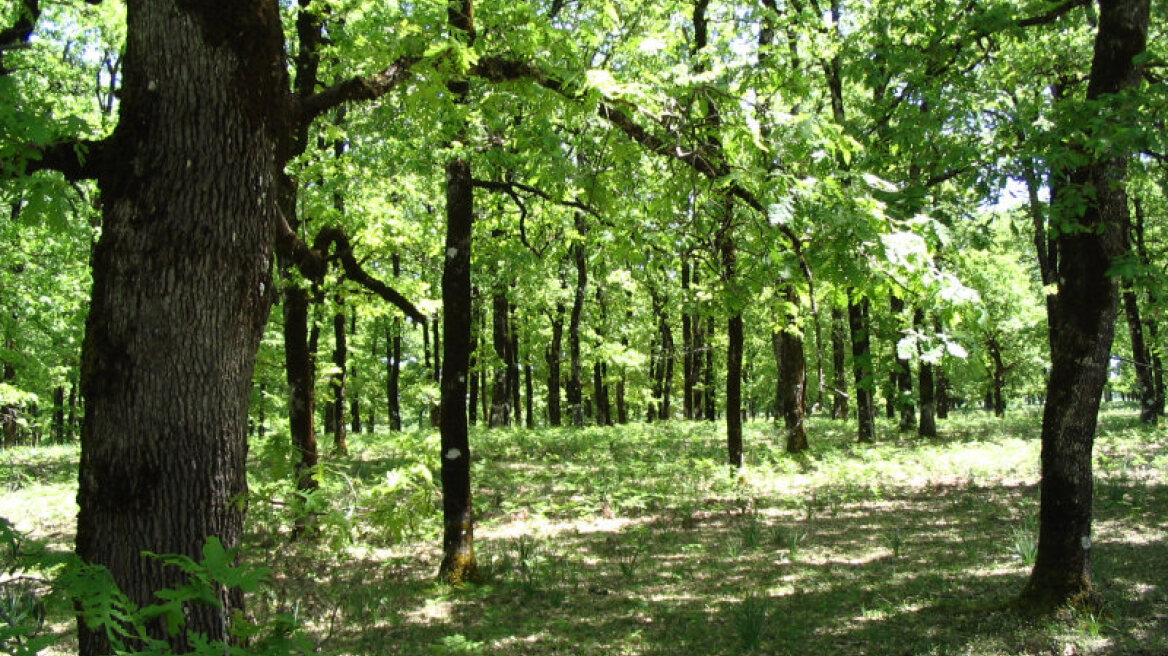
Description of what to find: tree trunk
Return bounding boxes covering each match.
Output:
[567,214,587,427]
[437,0,478,585]
[490,290,511,427]
[987,337,1007,418]
[350,313,361,435]
[1132,198,1165,416]
[848,292,875,443]
[682,259,696,420]
[890,294,915,431]
[831,303,848,420]
[76,2,285,652]
[331,303,348,455]
[916,309,937,437]
[1122,287,1156,423]
[524,364,534,428]
[704,316,716,421]
[1022,0,1149,609]
[431,315,442,428]
[283,284,320,533]
[52,385,65,443]
[546,304,564,426]
[510,307,523,427]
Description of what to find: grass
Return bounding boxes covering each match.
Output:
[2,405,1167,655]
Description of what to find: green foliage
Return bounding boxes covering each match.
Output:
[0,518,307,656]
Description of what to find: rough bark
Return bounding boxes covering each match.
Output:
[76,1,287,652]
[1022,0,1149,610]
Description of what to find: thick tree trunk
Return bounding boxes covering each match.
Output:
[831,304,848,420]
[76,1,286,652]
[1022,0,1149,609]
[848,292,875,443]
[545,304,564,426]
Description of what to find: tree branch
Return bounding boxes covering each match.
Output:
[300,56,420,124]
[1016,0,1091,28]
[5,138,105,181]
[315,227,427,325]
[472,178,602,218]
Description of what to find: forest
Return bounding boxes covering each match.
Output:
[0,0,1166,654]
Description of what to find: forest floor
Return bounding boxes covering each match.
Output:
[2,405,1167,656]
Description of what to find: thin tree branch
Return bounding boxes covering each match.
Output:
[315,227,427,325]
[472,178,602,218]
[300,56,420,123]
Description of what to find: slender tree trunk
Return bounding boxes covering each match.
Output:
[437,0,478,585]
[431,315,442,428]
[567,214,587,427]
[1022,0,1149,609]
[831,303,848,420]
[916,309,937,437]
[67,375,78,440]
[704,316,716,421]
[849,291,875,443]
[682,259,696,420]
[350,313,361,434]
[50,386,64,443]
[331,302,348,455]
[890,294,915,431]
[987,337,1007,418]
[524,363,534,428]
[510,307,522,427]
[661,318,675,420]
[1132,198,1165,416]
[284,284,320,530]
[76,2,285,651]
[1122,286,1156,423]
[546,304,564,426]
[490,290,511,427]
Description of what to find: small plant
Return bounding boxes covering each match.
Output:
[739,512,763,551]
[773,527,807,561]
[1011,519,1039,566]
[886,526,904,559]
[733,591,769,652]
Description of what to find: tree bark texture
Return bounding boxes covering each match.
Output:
[76,1,286,652]
[1023,0,1149,609]
[890,294,915,431]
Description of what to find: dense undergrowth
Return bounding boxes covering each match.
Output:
[2,405,1166,655]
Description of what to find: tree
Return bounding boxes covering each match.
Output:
[1021,0,1150,609]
